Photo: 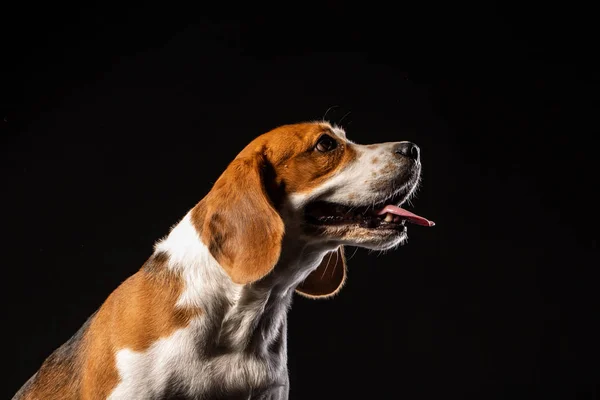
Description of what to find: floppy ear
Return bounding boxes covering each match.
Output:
[296,246,347,299]
[199,153,285,285]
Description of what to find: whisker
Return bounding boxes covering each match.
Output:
[348,246,359,260]
[331,250,339,277]
[322,105,339,122]
[320,250,335,279]
[338,110,352,126]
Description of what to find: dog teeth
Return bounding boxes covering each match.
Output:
[384,213,394,222]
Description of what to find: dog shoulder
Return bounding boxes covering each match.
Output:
[14,252,200,399]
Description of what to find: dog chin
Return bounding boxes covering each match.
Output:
[356,233,408,251]
[313,224,408,250]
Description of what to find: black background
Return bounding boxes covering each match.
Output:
[2,2,598,399]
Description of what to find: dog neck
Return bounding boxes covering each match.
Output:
[153,212,327,356]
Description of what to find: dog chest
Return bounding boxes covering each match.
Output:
[107,320,285,398]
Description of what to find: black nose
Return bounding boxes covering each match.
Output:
[394,141,420,160]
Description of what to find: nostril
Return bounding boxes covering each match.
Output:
[394,142,420,160]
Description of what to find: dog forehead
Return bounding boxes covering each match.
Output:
[238,122,342,160]
[267,122,338,148]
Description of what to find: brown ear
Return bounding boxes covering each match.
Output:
[296,246,347,299]
[199,153,285,285]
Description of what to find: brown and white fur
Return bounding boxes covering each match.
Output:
[14,121,425,399]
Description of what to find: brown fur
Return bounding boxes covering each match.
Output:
[191,152,285,285]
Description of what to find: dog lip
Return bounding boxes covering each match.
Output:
[304,213,409,231]
[302,179,435,229]
[305,186,410,217]
[303,200,407,229]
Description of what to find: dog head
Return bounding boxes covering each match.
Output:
[192,121,434,297]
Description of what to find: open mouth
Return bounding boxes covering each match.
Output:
[304,199,435,230]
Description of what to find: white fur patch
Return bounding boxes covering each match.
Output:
[155,213,242,309]
[107,318,279,398]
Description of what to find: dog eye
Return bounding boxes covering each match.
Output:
[315,135,338,152]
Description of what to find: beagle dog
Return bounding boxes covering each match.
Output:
[13,121,434,400]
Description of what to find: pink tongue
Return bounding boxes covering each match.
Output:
[376,205,435,227]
